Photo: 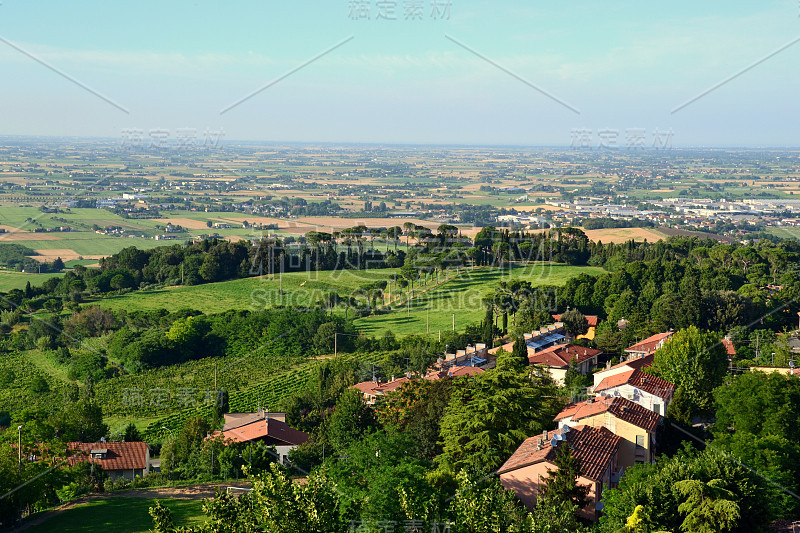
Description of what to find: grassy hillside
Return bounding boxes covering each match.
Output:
[88,269,400,314]
[0,271,63,291]
[353,263,606,337]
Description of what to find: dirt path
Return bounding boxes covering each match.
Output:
[13,482,250,531]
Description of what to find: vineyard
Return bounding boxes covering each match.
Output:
[0,351,71,414]
[140,351,381,441]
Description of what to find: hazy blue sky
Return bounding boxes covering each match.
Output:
[0,0,798,146]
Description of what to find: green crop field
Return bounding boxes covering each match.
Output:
[27,497,205,532]
[768,226,800,241]
[353,264,605,337]
[89,269,400,314]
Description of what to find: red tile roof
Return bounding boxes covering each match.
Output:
[425,366,484,380]
[722,338,736,356]
[552,314,599,327]
[352,377,411,396]
[555,396,662,432]
[67,441,148,471]
[594,369,674,399]
[498,425,621,482]
[216,417,310,446]
[528,343,602,368]
[488,339,521,356]
[354,367,484,394]
[599,354,654,375]
[625,332,674,355]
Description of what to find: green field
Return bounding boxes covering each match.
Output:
[89,269,400,314]
[0,271,62,291]
[27,497,205,532]
[87,264,604,335]
[768,226,800,241]
[353,264,605,337]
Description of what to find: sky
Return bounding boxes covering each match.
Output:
[0,0,798,146]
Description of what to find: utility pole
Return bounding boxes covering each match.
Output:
[452,314,455,332]
[17,425,22,472]
[755,332,760,362]
[334,332,337,358]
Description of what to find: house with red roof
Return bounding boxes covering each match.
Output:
[593,354,655,388]
[210,410,310,464]
[352,367,484,404]
[527,343,602,385]
[555,396,662,469]
[592,368,675,416]
[499,425,621,521]
[67,441,150,480]
[624,331,674,358]
[352,377,412,405]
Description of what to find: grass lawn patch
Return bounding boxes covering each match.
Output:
[27,497,205,533]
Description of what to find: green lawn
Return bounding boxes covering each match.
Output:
[27,497,205,533]
[0,271,62,291]
[89,269,400,314]
[353,264,605,337]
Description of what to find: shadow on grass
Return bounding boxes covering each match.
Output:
[27,497,205,533]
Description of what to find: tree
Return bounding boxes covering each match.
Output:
[312,322,338,354]
[537,442,589,514]
[482,303,495,347]
[509,336,529,370]
[54,400,109,442]
[647,326,727,419]
[109,273,128,292]
[597,445,769,533]
[123,422,141,442]
[674,479,740,533]
[324,388,375,452]
[437,359,560,473]
[447,469,530,533]
[560,308,588,337]
[206,220,213,228]
[154,463,344,533]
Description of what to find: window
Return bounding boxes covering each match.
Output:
[653,403,661,415]
[635,435,645,448]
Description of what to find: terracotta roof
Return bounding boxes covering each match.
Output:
[67,441,148,471]
[594,369,674,399]
[217,417,310,446]
[528,343,602,368]
[555,396,662,432]
[352,377,411,396]
[625,332,673,355]
[598,354,654,375]
[552,314,599,327]
[488,340,519,356]
[721,338,736,356]
[426,366,484,380]
[498,425,621,482]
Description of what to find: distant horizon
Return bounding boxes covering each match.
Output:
[0,134,799,152]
